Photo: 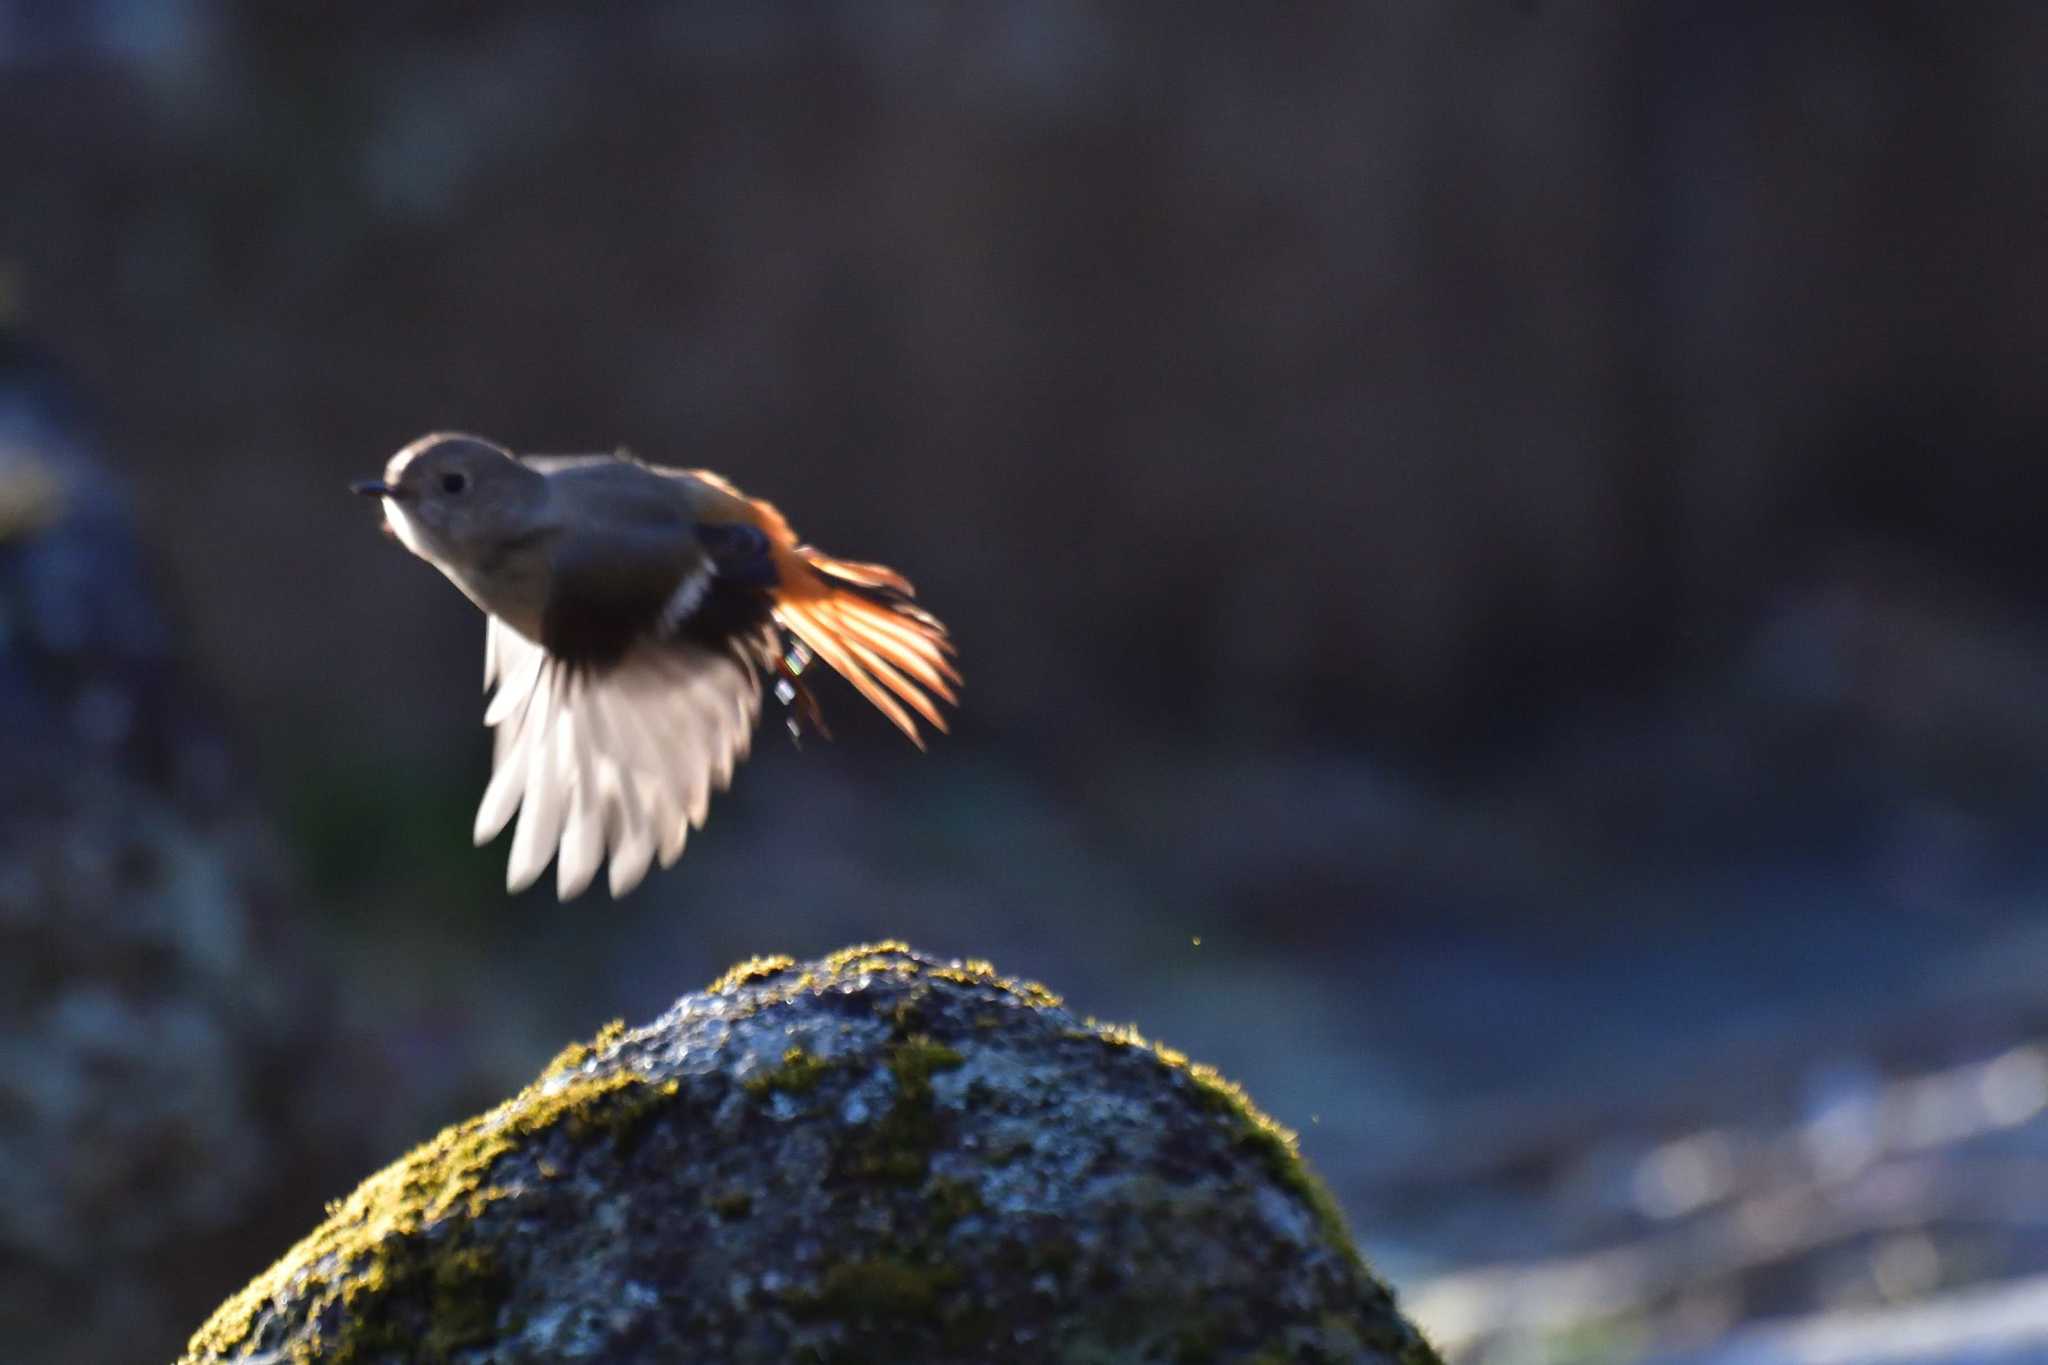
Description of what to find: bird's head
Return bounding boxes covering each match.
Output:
[354,432,545,568]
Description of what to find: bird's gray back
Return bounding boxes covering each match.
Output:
[535,456,699,537]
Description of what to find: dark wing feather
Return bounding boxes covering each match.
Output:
[540,532,698,669]
[535,468,706,668]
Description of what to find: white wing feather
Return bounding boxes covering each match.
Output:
[477,616,763,897]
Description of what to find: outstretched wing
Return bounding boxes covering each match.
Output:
[474,460,787,899]
[476,616,762,898]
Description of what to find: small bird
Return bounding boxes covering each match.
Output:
[353,432,957,899]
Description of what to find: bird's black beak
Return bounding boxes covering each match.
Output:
[351,479,409,500]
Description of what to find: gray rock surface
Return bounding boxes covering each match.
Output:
[182,942,1440,1364]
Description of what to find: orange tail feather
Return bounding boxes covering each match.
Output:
[773,547,956,744]
[685,472,959,742]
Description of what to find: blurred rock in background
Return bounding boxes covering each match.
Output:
[0,306,365,1365]
[3,4,2048,1362]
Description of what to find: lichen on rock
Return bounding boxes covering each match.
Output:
[181,942,1440,1364]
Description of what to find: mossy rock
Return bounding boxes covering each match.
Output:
[181,942,1439,1364]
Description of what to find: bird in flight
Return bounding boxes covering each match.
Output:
[353,432,957,899]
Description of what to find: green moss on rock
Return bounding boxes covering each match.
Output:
[744,1046,834,1097]
[792,1256,957,1320]
[708,1186,754,1220]
[706,953,799,996]
[181,1053,680,1364]
[181,943,1439,1365]
[538,1018,626,1080]
[1099,1018,1371,1277]
[832,1031,965,1186]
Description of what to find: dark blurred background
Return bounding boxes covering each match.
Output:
[5,3,2048,1362]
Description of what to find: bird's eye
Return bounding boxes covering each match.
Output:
[441,471,469,495]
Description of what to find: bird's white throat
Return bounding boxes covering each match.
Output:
[382,499,431,560]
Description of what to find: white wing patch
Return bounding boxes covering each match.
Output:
[656,563,714,636]
[476,616,761,898]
